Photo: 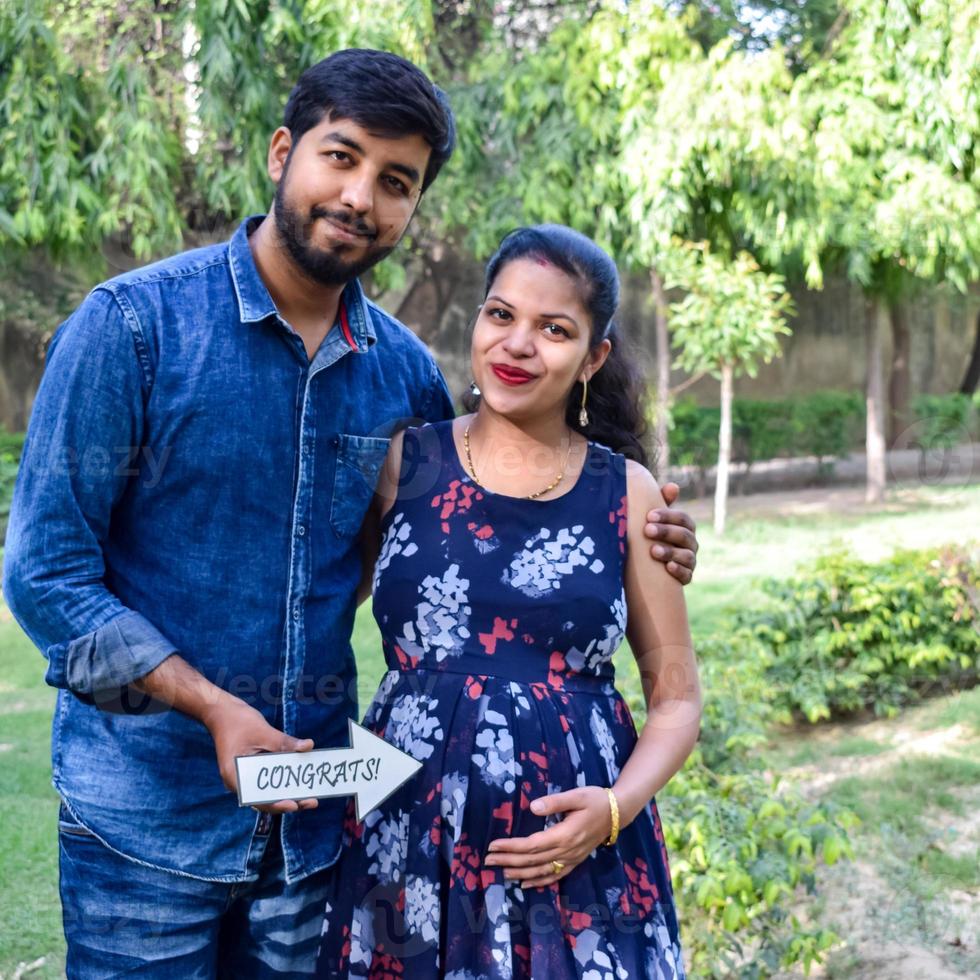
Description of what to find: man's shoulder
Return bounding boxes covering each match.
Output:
[363,297,436,365]
[96,240,230,300]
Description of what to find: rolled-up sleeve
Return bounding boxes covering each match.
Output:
[2,286,177,699]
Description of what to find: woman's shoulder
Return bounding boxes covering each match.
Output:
[383,420,436,468]
[623,458,667,529]
[397,417,453,447]
[378,419,454,509]
[623,456,657,488]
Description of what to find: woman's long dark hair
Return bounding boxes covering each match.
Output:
[463,224,651,467]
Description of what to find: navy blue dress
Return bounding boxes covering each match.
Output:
[317,419,686,979]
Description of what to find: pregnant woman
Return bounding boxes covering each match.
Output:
[316,224,701,979]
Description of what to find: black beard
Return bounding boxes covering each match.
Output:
[272,169,395,287]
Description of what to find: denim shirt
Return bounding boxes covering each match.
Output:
[2,215,456,883]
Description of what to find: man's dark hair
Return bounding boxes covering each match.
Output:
[283,48,455,193]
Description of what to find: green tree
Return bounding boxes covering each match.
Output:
[620,37,811,471]
[791,0,980,500]
[666,0,843,72]
[666,243,793,534]
[0,0,439,260]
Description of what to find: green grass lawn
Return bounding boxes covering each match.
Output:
[2,480,978,978]
[0,612,61,979]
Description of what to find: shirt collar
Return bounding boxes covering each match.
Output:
[228,214,377,351]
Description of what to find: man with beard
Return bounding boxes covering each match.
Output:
[3,49,699,976]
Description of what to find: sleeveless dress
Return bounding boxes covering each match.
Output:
[316,419,686,980]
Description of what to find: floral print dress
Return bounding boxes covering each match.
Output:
[316,419,686,979]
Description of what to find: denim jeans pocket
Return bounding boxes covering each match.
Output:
[58,801,97,838]
[329,433,390,537]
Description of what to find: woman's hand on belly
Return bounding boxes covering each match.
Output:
[482,786,613,889]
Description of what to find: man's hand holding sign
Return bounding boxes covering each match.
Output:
[132,654,322,813]
[235,720,423,820]
[132,652,422,816]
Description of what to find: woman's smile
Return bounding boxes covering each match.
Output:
[490,363,537,385]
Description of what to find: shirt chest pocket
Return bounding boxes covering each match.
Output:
[329,434,391,538]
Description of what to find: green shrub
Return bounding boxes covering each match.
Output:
[665,542,979,973]
[663,753,854,978]
[669,397,720,495]
[667,391,865,492]
[911,392,976,449]
[0,427,24,462]
[657,642,857,977]
[0,429,23,541]
[736,544,980,723]
[731,400,796,491]
[788,391,864,473]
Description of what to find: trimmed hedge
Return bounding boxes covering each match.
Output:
[667,389,980,490]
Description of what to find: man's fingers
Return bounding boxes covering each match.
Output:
[277,735,315,752]
[254,797,319,814]
[254,801,298,814]
[660,481,680,507]
[646,508,696,532]
[646,522,697,552]
[666,560,693,586]
[650,544,696,570]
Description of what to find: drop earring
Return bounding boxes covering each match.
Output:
[578,378,589,427]
[469,381,481,397]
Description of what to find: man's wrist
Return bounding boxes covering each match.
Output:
[132,654,241,731]
[199,688,247,733]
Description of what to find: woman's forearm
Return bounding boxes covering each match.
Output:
[611,696,702,827]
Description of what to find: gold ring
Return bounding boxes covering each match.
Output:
[551,860,565,875]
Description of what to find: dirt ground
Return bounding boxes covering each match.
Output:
[768,701,980,979]
[682,479,972,524]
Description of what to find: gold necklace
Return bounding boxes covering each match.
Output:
[463,423,574,500]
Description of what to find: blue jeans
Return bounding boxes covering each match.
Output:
[58,802,331,978]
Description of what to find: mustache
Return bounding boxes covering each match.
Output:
[309,207,377,241]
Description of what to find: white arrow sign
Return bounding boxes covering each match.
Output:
[234,719,423,821]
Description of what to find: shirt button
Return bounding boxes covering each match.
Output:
[297,525,306,537]
[331,435,340,448]
[292,607,301,621]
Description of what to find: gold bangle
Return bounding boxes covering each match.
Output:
[604,787,620,846]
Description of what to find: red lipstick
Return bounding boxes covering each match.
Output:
[491,364,536,385]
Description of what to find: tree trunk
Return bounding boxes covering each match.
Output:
[959,308,980,395]
[865,298,888,504]
[714,361,733,535]
[650,268,671,477]
[887,299,911,449]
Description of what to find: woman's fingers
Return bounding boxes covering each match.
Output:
[485,842,567,870]
[516,861,574,889]
[486,824,568,858]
